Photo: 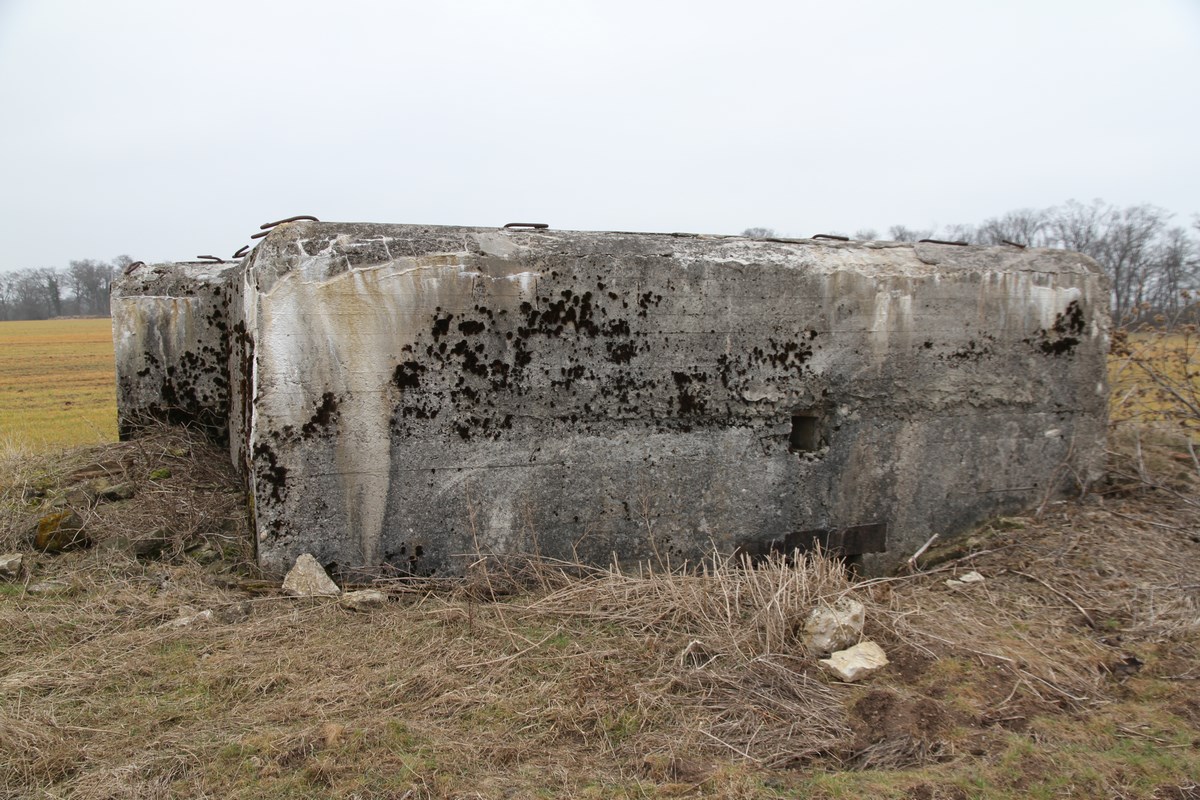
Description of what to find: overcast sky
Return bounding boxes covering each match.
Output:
[0,0,1197,271]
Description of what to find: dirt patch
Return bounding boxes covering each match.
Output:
[848,689,955,768]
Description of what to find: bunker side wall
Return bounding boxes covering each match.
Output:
[110,262,240,443]
[240,224,1109,576]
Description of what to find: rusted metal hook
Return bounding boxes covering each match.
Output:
[812,234,850,241]
[503,222,549,229]
[123,261,145,275]
[1001,240,1027,249]
[196,255,225,263]
[249,230,270,239]
[259,215,320,230]
[918,239,969,246]
[232,245,250,259]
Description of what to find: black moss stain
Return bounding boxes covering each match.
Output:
[605,340,640,364]
[393,360,426,390]
[940,337,994,363]
[300,392,340,437]
[381,265,827,444]
[252,442,288,504]
[458,319,486,335]
[431,311,454,340]
[1027,300,1085,356]
[671,371,709,415]
[717,333,817,392]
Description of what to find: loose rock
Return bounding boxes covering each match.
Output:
[340,589,387,611]
[819,640,889,682]
[102,530,172,560]
[0,553,22,580]
[95,480,136,502]
[32,511,89,552]
[945,570,985,588]
[26,580,71,596]
[803,597,865,654]
[160,608,214,629]
[282,553,340,597]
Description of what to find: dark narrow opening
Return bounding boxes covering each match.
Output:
[788,414,820,453]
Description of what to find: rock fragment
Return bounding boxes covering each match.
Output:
[32,511,89,552]
[282,553,340,597]
[945,570,985,588]
[95,480,136,502]
[803,597,865,654]
[160,608,214,629]
[339,589,387,611]
[26,580,71,596]
[819,640,889,682]
[0,553,22,580]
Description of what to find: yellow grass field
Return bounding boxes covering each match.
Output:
[1109,330,1200,438]
[0,318,118,450]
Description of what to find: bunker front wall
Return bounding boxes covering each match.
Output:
[111,261,240,442]
[233,223,1109,576]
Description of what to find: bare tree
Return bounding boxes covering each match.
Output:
[68,259,117,316]
[1096,204,1168,322]
[975,208,1050,247]
[887,225,934,242]
[940,223,977,243]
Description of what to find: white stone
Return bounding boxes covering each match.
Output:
[819,640,889,682]
[282,553,340,597]
[946,570,985,587]
[159,609,213,629]
[339,589,387,611]
[26,580,70,596]
[0,553,22,580]
[803,597,865,654]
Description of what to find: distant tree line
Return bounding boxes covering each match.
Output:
[0,256,132,321]
[744,199,1200,325]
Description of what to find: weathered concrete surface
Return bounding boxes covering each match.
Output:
[230,222,1109,576]
[111,261,239,441]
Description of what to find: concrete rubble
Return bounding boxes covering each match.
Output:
[112,222,1111,577]
[819,640,890,682]
[0,553,22,580]
[339,589,387,611]
[945,570,986,587]
[282,553,340,597]
[802,597,865,654]
[159,608,214,629]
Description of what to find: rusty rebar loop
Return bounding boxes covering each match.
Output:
[123,261,145,275]
[1001,239,1027,249]
[503,222,549,229]
[196,255,225,263]
[250,230,270,239]
[811,234,850,241]
[918,238,970,246]
[232,245,250,259]
[259,215,320,230]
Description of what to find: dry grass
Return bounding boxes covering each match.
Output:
[2,426,1200,798]
[0,318,118,450]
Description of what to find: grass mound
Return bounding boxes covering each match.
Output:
[2,425,1199,798]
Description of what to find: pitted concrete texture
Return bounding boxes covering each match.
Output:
[111,261,240,442]
[223,222,1108,576]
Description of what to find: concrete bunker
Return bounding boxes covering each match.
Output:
[112,222,1110,576]
[111,260,239,443]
